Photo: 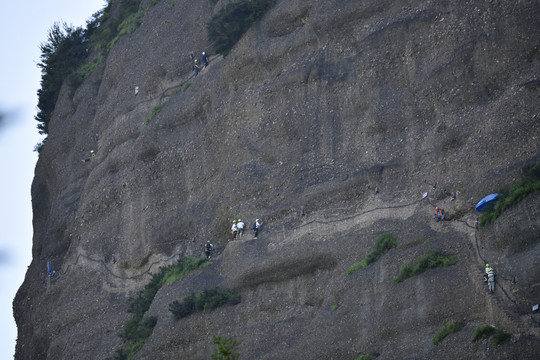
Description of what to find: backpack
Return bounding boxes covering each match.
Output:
[253,222,257,230]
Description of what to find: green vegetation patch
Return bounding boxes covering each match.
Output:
[170,287,241,320]
[114,316,157,360]
[393,249,456,284]
[348,233,397,276]
[146,105,163,123]
[36,23,91,136]
[472,324,511,346]
[479,163,540,228]
[354,354,379,360]
[433,320,463,345]
[212,335,240,360]
[116,257,210,359]
[181,82,191,92]
[207,0,276,56]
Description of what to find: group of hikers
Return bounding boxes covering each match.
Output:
[191,51,209,77]
[204,218,263,259]
[231,218,262,240]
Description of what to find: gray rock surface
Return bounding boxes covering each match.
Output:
[14,0,540,359]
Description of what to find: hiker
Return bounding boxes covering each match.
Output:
[202,51,209,67]
[434,207,445,221]
[483,264,490,282]
[253,218,262,239]
[81,150,95,163]
[231,220,238,240]
[237,219,245,239]
[193,60,201,77]
[487,267,495,292]
[205,241,213,259]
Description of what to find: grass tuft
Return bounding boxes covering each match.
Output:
[146,105,163,123]
[433,321,462,345]
[393,249,456,284]
[472,324,510,346]
[348,233,397,276]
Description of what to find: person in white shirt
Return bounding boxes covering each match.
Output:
[253,219,262,239]
[237,219,245,239]
[231,220,238,240]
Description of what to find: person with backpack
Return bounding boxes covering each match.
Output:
[205,241,213,259]
[434,207,445,221]
[253,218,262,239]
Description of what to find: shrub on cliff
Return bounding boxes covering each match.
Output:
[472,324,511,346]
[207,0,276,56]
[393,249,456,284]
[433,320,462,345]
[211,335,240,360]
[170,287,241,320]
[347,233,397,275]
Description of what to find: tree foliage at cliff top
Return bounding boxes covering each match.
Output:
[35,0,142,138]
[207,0,276,56]
[36,23,91,136]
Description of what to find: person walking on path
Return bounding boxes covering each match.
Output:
[253,218,262,239]
[193,60,201,77]
[231,220,238,241]
[202,52,209,67]
[205,241,213,259]
[484,264,490,282]
[237,219,245,239]
[487,267,495,292]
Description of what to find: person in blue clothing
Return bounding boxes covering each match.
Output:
[202,52,209,67]
[193,60,201,77]
[434,207,445,221]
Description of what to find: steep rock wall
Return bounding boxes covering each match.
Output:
[14,0,540,359]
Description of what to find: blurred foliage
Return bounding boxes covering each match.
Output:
[211,335,240,360]
[207,0,276,56]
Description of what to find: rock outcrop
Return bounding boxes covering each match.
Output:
[14,0,540,359]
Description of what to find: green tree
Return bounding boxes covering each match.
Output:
[36,22,90,135]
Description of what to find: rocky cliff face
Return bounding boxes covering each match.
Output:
[14,0,540,359]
